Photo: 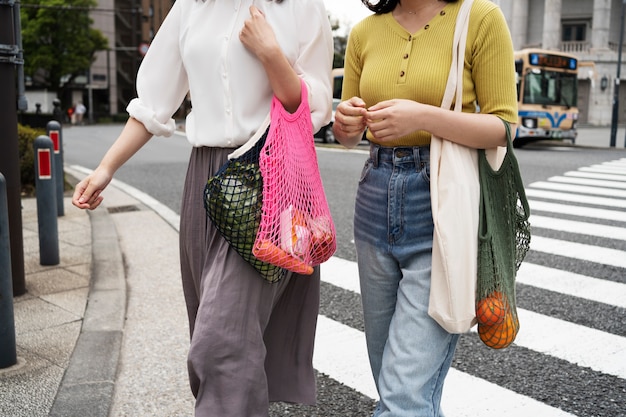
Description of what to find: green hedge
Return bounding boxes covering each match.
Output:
[18,124,45,196]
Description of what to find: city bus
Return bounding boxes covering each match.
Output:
[514,48,579,147]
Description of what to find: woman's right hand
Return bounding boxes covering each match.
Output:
[72,167,113,210]
[333,97,367,148]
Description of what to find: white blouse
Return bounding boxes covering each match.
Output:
[126,0,334,148]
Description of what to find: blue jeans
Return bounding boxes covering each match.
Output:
[354,145,459,417]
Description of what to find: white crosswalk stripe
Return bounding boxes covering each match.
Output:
[314,316,578,417]
[525,188,626,207]
[319,256,626,382]
[564,170,626,182]
[530,214,626,240]
[517,263,626,309]
[529,181,626,198]
[316,156,626,416]
[547,175,626,189]
[528,200,626,222]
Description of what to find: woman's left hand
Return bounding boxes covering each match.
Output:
[365,99,422,142]
[240,6,279,60]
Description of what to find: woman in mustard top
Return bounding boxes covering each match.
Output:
[333,0,518,415]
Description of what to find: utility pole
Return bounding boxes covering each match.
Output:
[0,0,26,296]
[610,0,626,148]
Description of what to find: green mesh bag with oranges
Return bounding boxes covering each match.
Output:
[476,122,531,349]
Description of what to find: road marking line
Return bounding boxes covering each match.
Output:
[322,256,626,379]
[314,316,577,416]
[517,263,626,309]
[323,255,626,310]
[602,160,626,168]
[509,309,626,379]
[564,171,626,182]
[529,200,626,222]
[588,164,626,174]
[529,181,626,198]
[547,175,626,189]
[579,166,626,176]
[530,214,626,240]
[525,189,626,208]
[530,235,626,268]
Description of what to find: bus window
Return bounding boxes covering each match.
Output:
[523,69,577,107]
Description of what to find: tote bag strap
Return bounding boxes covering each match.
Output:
[228,112,271,160]
[440,0,474,112]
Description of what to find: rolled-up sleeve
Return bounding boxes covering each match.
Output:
[294,1,334,133]
[127,1,189,137]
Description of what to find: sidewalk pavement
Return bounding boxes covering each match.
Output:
[0,170,194,417]
[0,127,623,417]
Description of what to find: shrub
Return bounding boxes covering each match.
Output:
[18,124,45,196]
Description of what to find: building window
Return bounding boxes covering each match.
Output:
[562,22,587,42]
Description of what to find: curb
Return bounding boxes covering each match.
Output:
[48,196,126,417]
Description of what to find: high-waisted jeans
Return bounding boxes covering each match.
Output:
[354,144,459,417]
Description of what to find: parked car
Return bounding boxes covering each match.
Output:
[315,98,340,143]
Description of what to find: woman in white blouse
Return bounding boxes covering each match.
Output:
[72,1,333,416]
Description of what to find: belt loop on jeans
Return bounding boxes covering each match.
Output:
[371,144,380,168]
[413,147,420,172]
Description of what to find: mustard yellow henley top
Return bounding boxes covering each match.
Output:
[342,0,518,147]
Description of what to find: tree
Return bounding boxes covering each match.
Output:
[327,11,348,69]
[21,0,108,98]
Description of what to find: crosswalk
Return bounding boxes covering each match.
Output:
[83,154,626,416]
[314,157,626,417]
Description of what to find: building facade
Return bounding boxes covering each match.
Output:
[89,0,175,118]
[496,0,626,126]
[86,0,626,125]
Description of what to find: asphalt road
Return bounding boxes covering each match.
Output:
[61,124,626,417]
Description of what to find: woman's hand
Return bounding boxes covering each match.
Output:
[72,167,113,210]
[240,6,279,61]
[239,5,301,112]
[365,99,511,148]
[365,99,422,142]
[333,97,367,148]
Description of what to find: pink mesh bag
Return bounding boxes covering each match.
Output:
[252,80,336,274]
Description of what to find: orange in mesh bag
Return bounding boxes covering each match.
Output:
[252,80,336,273]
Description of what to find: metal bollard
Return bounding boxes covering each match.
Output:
[46,120,64,217]
[0,173,17,368]
[33,135,59,266]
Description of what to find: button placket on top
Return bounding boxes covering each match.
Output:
[220,0,245,144]
[397,35,413,84]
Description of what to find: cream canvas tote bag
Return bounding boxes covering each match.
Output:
[428,0,506,334]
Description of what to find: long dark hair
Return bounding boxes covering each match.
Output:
[361,0,457,15]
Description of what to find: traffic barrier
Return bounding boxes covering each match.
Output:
[0,172,17,368]
[33,135,59,266]
[46,120,64,217]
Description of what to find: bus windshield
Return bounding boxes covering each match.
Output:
[522,69,578,108]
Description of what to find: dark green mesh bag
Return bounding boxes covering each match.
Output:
[476,122,531,349]
[203,127,287,283]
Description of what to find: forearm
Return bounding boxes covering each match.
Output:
[98,117,153,175]
[421,106,512,148]
[257,46,302,113]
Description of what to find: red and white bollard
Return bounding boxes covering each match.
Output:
[33,135,59,266]
[46,120,64,217]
